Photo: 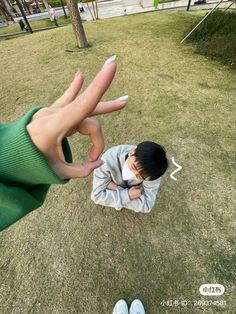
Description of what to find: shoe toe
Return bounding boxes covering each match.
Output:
[115,207,122,211]
[129,299,145,314]
[112,299,129,314]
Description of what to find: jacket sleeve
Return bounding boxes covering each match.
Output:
[91,163,130,209]
[123,179,161,213]
[0,184,50,231]
[0,106,72,231]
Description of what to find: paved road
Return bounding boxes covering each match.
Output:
[11,0,234,23]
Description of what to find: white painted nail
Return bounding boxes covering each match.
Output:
[115,95,129,101]
[76,69,81,76]
[104,55,117,65]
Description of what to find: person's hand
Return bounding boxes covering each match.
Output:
[107,181,118,190]
[128,185,144,200]
[26,56,128,180]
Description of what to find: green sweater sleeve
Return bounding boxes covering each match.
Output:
[0,106,73,231]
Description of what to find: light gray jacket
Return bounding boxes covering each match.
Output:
[91,145,161,213]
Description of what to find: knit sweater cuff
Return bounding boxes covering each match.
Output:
[0,106,72,185]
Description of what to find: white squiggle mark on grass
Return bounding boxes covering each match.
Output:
[170,157,182,181]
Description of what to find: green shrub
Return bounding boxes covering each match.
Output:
[48,0,67,8]
[187,10,236,69]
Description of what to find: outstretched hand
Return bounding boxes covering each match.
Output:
[26,56,128,180]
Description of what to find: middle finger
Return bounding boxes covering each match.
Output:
[53,55,117,134]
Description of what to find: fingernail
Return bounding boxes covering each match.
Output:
[104,55,117,66]
[75,69,81,76]
[115,95,129,101]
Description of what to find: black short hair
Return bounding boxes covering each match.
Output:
[134,141,168,180]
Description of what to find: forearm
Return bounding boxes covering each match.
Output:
[124,185,158,213]
[0,107,73,231]
[91,186,130,208]
[94,189,153,213]
[106,181,118,190]
[124,195,154,213]
[0,106,72,185]
[124,180,161,213]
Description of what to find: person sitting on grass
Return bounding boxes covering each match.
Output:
[91,141,168,213]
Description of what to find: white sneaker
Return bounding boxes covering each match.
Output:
[129,299,145,314]
[115,207,122,211]
[112,299,128,314]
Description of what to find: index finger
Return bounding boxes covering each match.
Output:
[55,56,117,134]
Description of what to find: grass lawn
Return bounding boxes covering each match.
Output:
[0,16,71,36]
[0,10,235,314]
[187,10,236,69]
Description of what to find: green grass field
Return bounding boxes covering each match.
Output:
[0,16,71,36]
[0,11,235,314]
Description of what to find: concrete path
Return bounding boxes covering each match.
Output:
[0,0,234,40]
[11,0,235,23]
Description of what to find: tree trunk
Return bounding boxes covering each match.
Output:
[60,0,67,18]
[66,0,88,48]
[22,0,31,15]
[0,9,9,24]
[95,0,98,19]
[15,0,33,32]
[91,0,98,20]
[91,0,96,18]
[0,0,15,20]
